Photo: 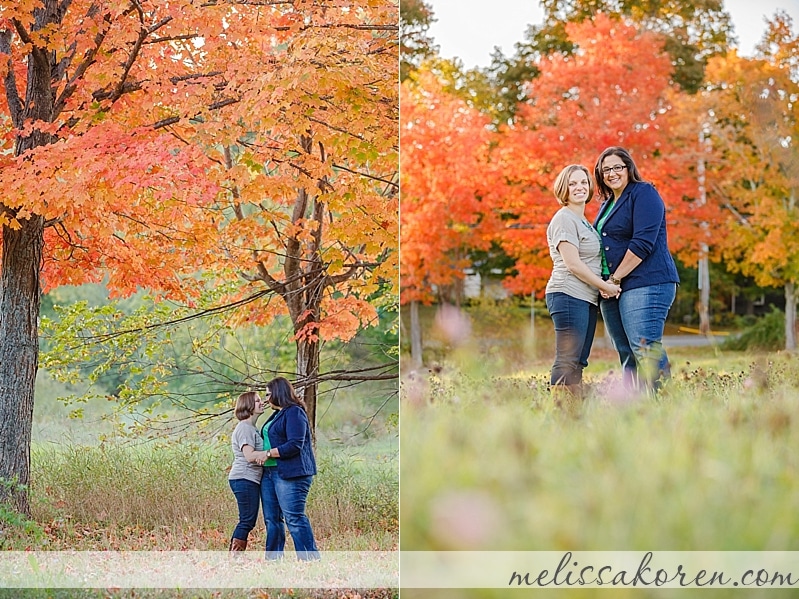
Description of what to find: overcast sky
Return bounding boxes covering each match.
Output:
[427,0,799,70]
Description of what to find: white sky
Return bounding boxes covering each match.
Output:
[427,0,799,70]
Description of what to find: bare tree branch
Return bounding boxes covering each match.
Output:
[152,115,182,129]
[52,12,114,117]
[332,163,398,189]
[350,391,397,437]
[145,15,175,35]
[711,182,753,227]
[0,30,24,128]
[202,0,294,5]
[145,34,202,44]
[108,4,149,103]
[307,116,366,141]
[152,97,240,129]
[71,288,271,345]
[275,24,397,32]
[326,264,361,287]
[170,71,224,84]
[12,18,50,78]
[222,145,288,294]
[314,363,398,382]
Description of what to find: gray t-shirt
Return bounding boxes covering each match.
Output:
[545,207,602,305]
[228,420,263,483]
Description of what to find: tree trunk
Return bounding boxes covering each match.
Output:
[286,253,323,446]
[284,153,325,446]
[296,336,320,444]
[785,282,797,351]
[409,300,423,367]
[698,253,710,335]
[697,129,711,335]
[0,216,44,515]
[0,0,59,514]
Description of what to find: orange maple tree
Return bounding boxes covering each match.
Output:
[400,70,501,304]
[186,1,399,433]
[0,0,398,513]
[400,67,504,362]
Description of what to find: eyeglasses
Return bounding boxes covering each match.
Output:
[601,165,627,176]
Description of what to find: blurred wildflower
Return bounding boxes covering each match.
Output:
[433,304,472,347]
[429,490,502,549]
[402,370,429,407]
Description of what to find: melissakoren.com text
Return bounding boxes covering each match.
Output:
[509,552,799,589]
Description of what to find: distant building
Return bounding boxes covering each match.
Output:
[463,268,509,300]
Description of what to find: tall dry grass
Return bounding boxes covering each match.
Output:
[16,440,396,551]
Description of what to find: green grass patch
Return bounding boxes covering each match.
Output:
[401,349,799,553]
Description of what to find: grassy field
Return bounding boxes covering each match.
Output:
[2,371,398,599]
[400,303,799,598]
[21,438,397,551]
[402,349,799,549]
[22,371,398,551]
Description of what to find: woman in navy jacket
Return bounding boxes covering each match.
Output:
[258,376,320,560]
[592,147,679,392]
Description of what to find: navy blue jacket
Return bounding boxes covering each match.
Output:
[593,181,679,291]
[261,404,317,479]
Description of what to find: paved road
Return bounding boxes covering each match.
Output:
[593,334,728,349]
[662,334,729,347]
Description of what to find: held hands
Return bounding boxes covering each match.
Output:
[600,282,621,299]
[254,450,270,465]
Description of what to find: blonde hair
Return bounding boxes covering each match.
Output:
[553,164,595,206]
[234,391,260,421]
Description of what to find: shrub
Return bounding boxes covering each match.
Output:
[722,306,785,351]
[0,478,43,548]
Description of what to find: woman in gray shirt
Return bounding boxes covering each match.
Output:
[545,165,620,403]
[228,391,268,551]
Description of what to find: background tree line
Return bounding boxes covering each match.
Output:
[400,0,799,363]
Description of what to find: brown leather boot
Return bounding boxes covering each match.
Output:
[229,537,248,551]
[552,384,583,417]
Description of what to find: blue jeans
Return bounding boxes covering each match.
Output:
[261,468,320,560]
[229,478,261,542]
[600,282,676,391]
[545,292,598,386]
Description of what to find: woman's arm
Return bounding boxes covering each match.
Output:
[273,407,309,458]
[241,444,269,463]
[607,185,664,285]
[558,241,621,297]
[608,249,643,284]
[627,184,665,261]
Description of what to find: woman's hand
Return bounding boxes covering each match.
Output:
[600,282,621,298]
[558,242,622,300]
[254,449,277,465]
[243,445,270,465]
